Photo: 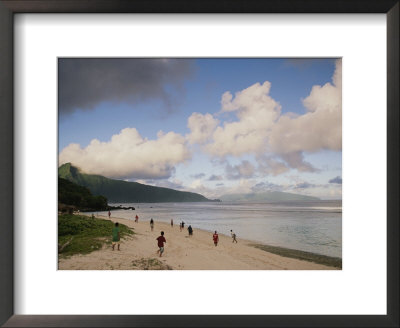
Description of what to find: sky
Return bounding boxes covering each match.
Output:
[58,58,342,200]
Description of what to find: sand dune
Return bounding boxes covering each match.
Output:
[58,215,336,270]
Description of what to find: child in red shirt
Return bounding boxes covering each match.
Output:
[156,231,166,257]
[213,231,219,246]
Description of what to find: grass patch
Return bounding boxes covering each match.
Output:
[58,214,133,258]
[131,258,173,270]
[250,243,342,269]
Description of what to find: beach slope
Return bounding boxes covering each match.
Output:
[58,215,339,270]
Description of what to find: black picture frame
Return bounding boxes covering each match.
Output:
[0,1,398,327]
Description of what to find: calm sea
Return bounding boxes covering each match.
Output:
[97,200,342,258]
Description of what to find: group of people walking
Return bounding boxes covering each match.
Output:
[149,217,238,255]
[111,214,238,257]
[160,218,238,250]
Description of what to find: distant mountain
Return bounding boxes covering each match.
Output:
[58,163,218,203]
[219,191,320,202]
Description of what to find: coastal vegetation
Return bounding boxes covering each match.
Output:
[59,163,219,203]
[58,177,108,212]
[58,214,134,258]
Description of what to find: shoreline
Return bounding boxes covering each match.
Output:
[91,200,341,260]
[250,244,342,269]
[59,213,340,270]
[92,212,342,267]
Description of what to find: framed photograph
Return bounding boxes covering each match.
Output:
[57,56,343,272]
[1,0,398,327]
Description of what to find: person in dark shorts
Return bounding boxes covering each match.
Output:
[156,231,166,257]
[171,219,173,227]
[188,225,193,236]
[230,230,238,243]
[112,222,120,251]
[150,218,154,231]
[213,231,219,246]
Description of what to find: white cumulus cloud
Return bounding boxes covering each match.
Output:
[269,59,342,154]
[186,112,219,144]
[59,127,190,179]
[187,59,342,174]
[205,81,281,157]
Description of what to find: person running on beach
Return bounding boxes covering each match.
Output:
[108,210,111,218]
[150,218,154,231]
[135,215,139,223]
[171,219,173,227]
[156,231,166,257]
[230,230,238,243]
[188,225,193,236]
[213,231,219,246]
[112,222,120,251]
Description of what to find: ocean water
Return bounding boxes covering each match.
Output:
[97,200,342,258]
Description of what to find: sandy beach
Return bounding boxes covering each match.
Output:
[58,214,338,270]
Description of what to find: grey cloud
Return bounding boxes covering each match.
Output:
[294,182,316,189]
[251,182,283,192]
[256,156,289,176]
[58,58,194,114]
[280,152,319,173]
[225,161,255,180]
[208,175,223,181]
[329,176,342,184]
[191,173,206,179]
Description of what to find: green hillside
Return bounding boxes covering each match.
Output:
[58,177,108,211]
[58,163,217,203]
[58,214,133,257]
[219,191,319,202]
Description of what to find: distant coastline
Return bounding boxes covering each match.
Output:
[220,191,320,202]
